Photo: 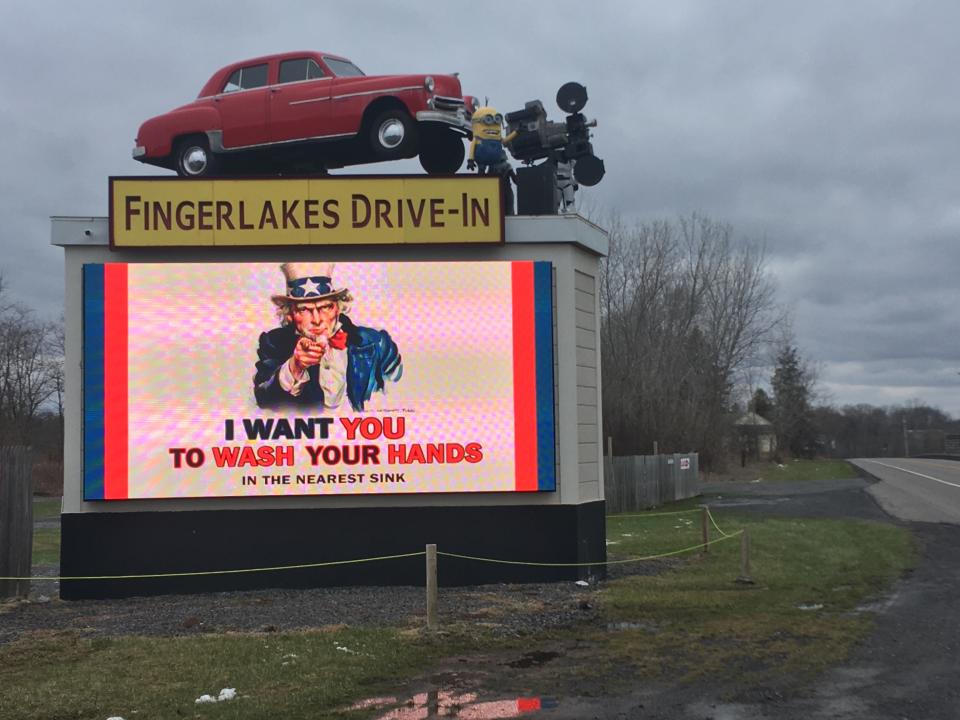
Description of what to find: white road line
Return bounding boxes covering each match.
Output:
[863,460,960,489]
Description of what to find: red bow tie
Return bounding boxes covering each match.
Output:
[327,328,348,350]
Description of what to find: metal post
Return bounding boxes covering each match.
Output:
[426,543,438,630]
[653,440,659,456]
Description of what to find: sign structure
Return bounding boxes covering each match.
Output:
[82,260,554,499]
[110,176,504,247]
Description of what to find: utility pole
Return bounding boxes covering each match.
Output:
[903,419,910,458]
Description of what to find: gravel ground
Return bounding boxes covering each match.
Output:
[0,534,671,645]
[0,581,611,644]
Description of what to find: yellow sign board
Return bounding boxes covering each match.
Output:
[110,176,504,247]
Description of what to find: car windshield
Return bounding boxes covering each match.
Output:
[324,57,364,77]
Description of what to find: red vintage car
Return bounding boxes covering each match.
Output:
[132,51,477,176]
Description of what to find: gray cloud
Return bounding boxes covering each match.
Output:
[3,0,959,415]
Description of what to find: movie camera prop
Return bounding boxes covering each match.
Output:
[504,82,605,214]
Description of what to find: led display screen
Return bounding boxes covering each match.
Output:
[83,261,555,499]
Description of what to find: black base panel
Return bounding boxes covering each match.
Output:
[60,502,607,599]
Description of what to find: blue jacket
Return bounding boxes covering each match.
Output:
[253,315,401,411]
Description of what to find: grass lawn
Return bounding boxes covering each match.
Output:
[31,497,61,521]
[596,502,914,687]
[0,628,460,720]
[1,497,915,718]
[31,528,59,566]
[709,458,860,483]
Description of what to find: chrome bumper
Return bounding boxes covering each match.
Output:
[416,109,471,134]
[132,145,147,159]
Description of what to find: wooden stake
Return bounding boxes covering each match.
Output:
[426,543,438,630]
[736,529,754,584]
[701,506,709,554]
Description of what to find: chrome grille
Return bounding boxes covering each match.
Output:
[430,95,465,111]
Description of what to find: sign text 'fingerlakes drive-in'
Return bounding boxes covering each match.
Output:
[110,176,504,247]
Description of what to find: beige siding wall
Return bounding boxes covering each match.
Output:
[575,270,600,501]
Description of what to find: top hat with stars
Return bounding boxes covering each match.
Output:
[270,262,349,306]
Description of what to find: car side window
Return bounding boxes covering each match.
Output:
[279,58,325,84]
[223,70,241,93]
[222,63,269,93]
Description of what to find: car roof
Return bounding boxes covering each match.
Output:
[198,51,353,97]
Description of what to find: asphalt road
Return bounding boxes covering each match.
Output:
[850,457,960,524]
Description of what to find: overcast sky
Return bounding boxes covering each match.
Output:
[2,1,957,416]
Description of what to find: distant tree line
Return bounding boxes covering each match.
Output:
[811,403,958,458]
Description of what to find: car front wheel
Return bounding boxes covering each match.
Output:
[175,136,220,177]
[368,109,417,160]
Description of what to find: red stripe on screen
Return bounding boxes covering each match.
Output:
[512,262,538,491]
[103,264,129,500]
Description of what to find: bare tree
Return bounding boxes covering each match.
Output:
[598,213,783,468]
[0,281,58,445]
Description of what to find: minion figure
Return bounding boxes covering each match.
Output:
[467,106,517,175]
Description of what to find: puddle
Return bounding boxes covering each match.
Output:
[856,589,901,613]
[346,691,554,719]
[506,650,560,669]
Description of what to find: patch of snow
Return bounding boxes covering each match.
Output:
[797,603,824,611]
[575,580,590,587]
[195,688,237,704]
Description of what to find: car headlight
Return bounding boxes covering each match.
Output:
[424,76,435,93]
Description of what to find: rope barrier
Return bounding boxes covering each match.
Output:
[2,506,742,582]
[606,508,704,519]
[706,507,734,538]
[0,551,426,583]
[438,530,743,568]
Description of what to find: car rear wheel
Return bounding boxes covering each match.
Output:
[368,109,417,160]
[418,128,466,174]
[175,136,220,177]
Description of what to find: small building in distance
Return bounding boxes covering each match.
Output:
[735,411,777,462]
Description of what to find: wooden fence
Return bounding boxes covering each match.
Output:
[604,452,699,513]
[0,446,34,599]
